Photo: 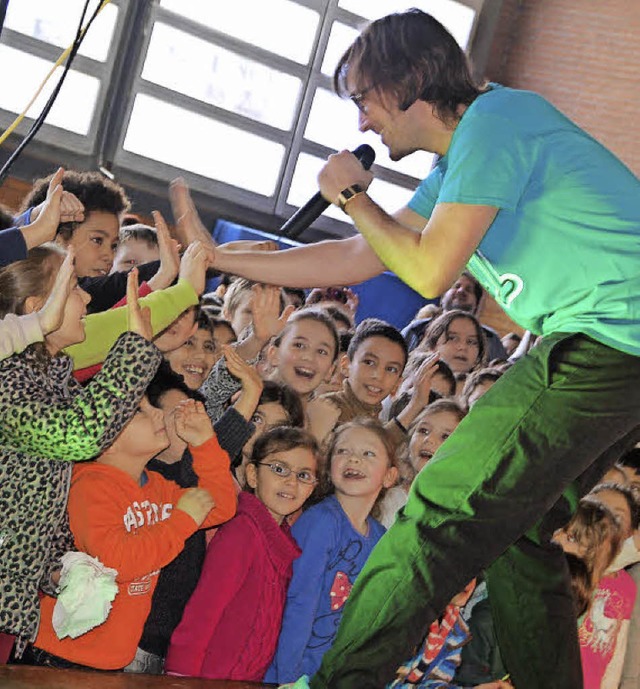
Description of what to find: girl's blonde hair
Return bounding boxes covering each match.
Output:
[563,498,623,615]
[0,244,66,318]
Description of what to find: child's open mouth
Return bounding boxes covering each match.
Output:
[294,366,316,380]
[342,468,366,480]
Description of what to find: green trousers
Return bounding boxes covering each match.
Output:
[311,333,640,689]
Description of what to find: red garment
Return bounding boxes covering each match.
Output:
[73,281,152,383]
[579,570,637,689]
[165,491,301,681]
[34,435,236,670]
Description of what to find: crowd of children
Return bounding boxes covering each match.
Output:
[0,166,639,689]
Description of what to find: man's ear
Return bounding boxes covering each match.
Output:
[23,295,44,315]
[338,353,350,379]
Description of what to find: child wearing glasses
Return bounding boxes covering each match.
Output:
[265,418,399,684]
[164,426,320,681]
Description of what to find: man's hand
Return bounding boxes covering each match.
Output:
[176,487,215,527]
[147,210,181,291]
[317,149,374,206]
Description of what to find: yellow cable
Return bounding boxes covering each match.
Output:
[0,0,111,147]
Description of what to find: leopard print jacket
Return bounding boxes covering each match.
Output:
[0,331,161,647]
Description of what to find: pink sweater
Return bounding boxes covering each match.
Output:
[166,491,301,681]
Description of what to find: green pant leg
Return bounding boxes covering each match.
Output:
[311,334,640,689]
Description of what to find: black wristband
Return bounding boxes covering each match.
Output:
[393,416,408,434]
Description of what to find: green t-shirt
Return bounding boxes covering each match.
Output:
[409,84,640,356]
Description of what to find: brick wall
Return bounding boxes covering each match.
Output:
[486,0,640,176]
[479,0,640,339]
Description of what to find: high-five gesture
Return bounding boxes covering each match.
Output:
[169,178,217,266]
[126,267,153,340]
[147,210,181,291]
[38,249,76,335]
[178,240,208,296]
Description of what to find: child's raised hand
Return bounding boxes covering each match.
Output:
[38,248,76,335]
[147,210,181,291]
[169,177,217,265]
[251,284,295,344]
[126,267,153,340]
[409,352,440,408]
[223,344,264,422]
[174,398,215,446]
[344,287,359,317]
[178,240,208,296]
[176,487,215,527]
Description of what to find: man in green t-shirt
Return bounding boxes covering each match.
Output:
[172,10,640,689]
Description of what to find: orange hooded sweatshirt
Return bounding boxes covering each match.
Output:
[34,434,236,670]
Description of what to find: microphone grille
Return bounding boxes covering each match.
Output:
[352,144,376,170]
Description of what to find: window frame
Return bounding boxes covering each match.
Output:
[0,0,495,241]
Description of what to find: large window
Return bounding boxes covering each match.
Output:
[0,0,484,238]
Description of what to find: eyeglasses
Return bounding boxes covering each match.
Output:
[256,461,318,485]
[350,86,373,114]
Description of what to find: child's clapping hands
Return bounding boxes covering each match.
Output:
[174,398,215,447]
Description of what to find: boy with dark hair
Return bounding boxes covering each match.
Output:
[307,318,433,446]
[112,224,160,273]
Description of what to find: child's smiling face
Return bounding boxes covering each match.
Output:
[409,409,461,473]
[330,425,397,500]
[245,446,318,523]
[347,336,405,406]
[270,319,336,397]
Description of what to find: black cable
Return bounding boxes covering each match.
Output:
[0,0,10,44]
[0,0,102,186]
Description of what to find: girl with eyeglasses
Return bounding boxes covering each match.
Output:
[264,418,399,684]
[165,426,320,682]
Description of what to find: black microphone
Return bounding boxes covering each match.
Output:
[280,144,376,239]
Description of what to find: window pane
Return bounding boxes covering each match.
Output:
[142,23,301,131]
[123,94,284,196]
[288,153,417,225]
[321,21,359,76]
[287,152,345,223]
[0,46,99,135]
[159,0,319,65]
[4,0,119,62]
[304,87,436,180]
[338,0,476,49]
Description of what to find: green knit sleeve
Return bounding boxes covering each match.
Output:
[64,279,198,370]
